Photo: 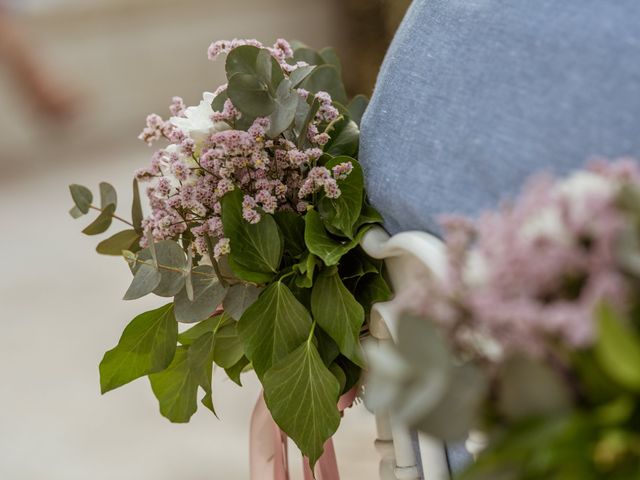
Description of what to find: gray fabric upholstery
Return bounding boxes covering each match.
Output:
[359,0,640,475]
[360,0,640,237]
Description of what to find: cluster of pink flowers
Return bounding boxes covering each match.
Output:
[134,39,351,258]
[412,160,640,359]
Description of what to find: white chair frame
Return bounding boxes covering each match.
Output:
[360,226,453,480]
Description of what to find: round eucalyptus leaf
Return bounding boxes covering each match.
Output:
[174,265,227,324]
[223,283,262,320]
[69,184,93,214]
[99,182,117,209]
[227,73,275,118]
[123,263,162,300]
[267,78,298,137]
[300,64,348,105]
[135,240,187,297]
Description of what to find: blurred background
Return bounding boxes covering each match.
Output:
[0,0,409,479]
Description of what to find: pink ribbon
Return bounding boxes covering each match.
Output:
[250,388,358,480]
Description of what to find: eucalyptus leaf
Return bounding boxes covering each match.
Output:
[174,265,226,323]
[96,229,140,256]
[69,206,84,219]
[263,340,341,468]
[69,184,93,214]
[211,89,229,112]
[227,73,275,118]
[288,65,316,87]
[99,182,117,209]
[226,45,283,90]
[82,204,115,236]
[99,304,177,393]
[347,95,369,127]
[238,281,312,379]
[132,179,143,234]
[292,47,325,66]
[268,78,298,137]
[318,157,364,238]
[222,189,283,284]
[123,263,162,300]
[304,209,367,266]
[311,268,365,366]
[299,64,348,105]
[223,283,262,320]
[319,47,342,75]
[134,240,187,297]
[149,332,213,423]
[596,303,640,392]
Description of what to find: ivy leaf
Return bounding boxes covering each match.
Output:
[324,118,359,157]
[311,268,365,367]
[213,321,245,368]
[226,356,250,386]
[69,184,93,215]
[174,265,227,323]
[267,78,299,138]
[149,332,213,423]
[304,210,368,266]
[223,283,262,320]
[318,157,364,238]
[347,95,369,127]
[300,64,347,105]
[123,263,162,300]
[82,204,115,235]
[99,304,177,393]
[134,240,187,297]
[131,179,144,234]
[596,303,640,392]
[355,271,393,313]
[100,182,117,209]
[354,203,384,231]
[288,65,315,87]
[178,315,224,346]
[294,253,319,289]
[273,210,306,258]
[96,229,140,256]
[222,189,283,284]
[238,281,312,379]
[263,340,341,468]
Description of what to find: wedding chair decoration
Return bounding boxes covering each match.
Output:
[67,39,392,477]
[365,161,640,479]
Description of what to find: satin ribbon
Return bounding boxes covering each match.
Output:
[250,388,358,480]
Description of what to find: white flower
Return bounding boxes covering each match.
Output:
[520,207,570,244]
[170,92,229,148]
[557,170,616,222]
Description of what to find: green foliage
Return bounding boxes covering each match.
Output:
[133,240,188,297]
[131,179,143,234]
[69,184,92,215]
[223,283,262,320]
[222,189,283,284]
[96,230,140,256]
[311,268,365,366]
[100,182,117,209]
[324,118,359,157]
[318,157,364,238]
[299,64,347,105]
[238,281,312,379]
[100,304,177,393]
[347,95,369,127]
[304,209,368,266]
[174,266,227,323]
[263,338,341,468]
[82,204,115,235]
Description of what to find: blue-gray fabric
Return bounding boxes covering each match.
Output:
[360,0,640,237]
[359,0,640,476]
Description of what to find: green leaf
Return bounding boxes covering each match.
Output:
[319,47,342,76]
[293,47,325,65]
[69,206,84,219]
[211,89,229,112]
[355,271,393,313]
[82,204,115,235]
[263,340,341,467]
[288,65,316,87]
[178,315,224,346]
[100,182,117,209]
[596,303,640,392]
[99,304,177,393]
[238,281,312,379]
[318,157,364,238]
[273,210,306,257]
[213,321,245,368]
[304,209,368,266]
[225,356,250,386]
[174,265,227,323]
[226,45,284,90]
[96,229,140,256]
[267,78,299,137]
[149,332,213,423]
[69,184,93,215]
[132,179,144,234]
[324,118,359,157]
[222,189,283,284]
[347,95,369,127]
[123,263,162,300]
[227,73,275,118]
[311,268,365,366]
[354,203,384,231]
[134,240,187,297]
[223,283,262,320]
[300,64,348,105]
[294,253,319,289]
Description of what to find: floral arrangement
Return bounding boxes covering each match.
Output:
[367,160,640,479]
[68,38,391,467]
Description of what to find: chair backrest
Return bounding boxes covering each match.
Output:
[360,0,640,236]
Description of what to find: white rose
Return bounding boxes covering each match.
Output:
[170,92,230,148]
